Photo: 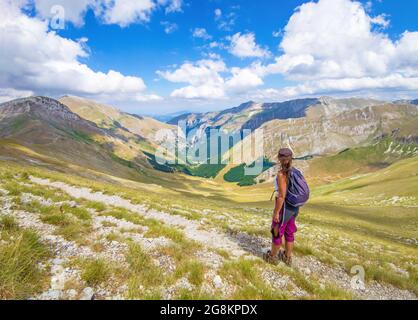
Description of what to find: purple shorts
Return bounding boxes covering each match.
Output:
[271,214,297,246]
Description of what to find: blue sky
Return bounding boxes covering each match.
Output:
[1,0,418,115]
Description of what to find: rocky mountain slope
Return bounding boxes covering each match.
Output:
[0,96,154,180]
[166,97,417,183]
[240,103,418,184]
[59,96,175,145]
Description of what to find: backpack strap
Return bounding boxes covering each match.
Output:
[270,175,279,201]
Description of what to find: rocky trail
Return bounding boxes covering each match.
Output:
[0,176,416,300]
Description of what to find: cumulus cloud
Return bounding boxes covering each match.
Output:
[100,0,155,27]
[162,0,183,13]
[32,0,95,26]
[0,1,159,102]
[225,67,264,93]
[228,32,270,58]
[271,0,398,79]
[30,0,183,28]
[157,58,265,99]
[236,0,418,100]
[157,59,227,99]
[160,0,418,102]
[0,88,34,103]
[192,28,212,40]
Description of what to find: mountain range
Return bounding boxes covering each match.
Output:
[0,95,417,186]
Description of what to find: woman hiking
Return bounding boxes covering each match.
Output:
[263,148,308,266]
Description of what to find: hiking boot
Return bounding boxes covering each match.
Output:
[278,250,292,267]
[263,250,278,265]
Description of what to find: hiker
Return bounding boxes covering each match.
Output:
[263,148,309,266]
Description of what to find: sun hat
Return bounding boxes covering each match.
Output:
[278,148,293,158]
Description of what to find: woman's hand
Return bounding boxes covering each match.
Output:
[272,211,280,223]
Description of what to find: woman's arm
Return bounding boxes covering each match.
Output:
[272,172,287,222]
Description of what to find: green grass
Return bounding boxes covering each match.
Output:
[11,116,28,133]
[174,259,206,286]
[224,157,275,186]
[296,157,418,294]
[307,138,418,183]
[99,206,187,244]
[219,258,288,300]
[68,130,94,144]
[0,215,19,232]
[0,218,50,299]
[80,259,111,286]
[126,243,163,299]
[85,201,107,212]
[15,198,92,244]
[189,164,226,178]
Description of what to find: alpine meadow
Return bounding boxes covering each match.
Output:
[0,0,417,302]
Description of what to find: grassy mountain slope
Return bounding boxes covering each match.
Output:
[1,150,416,299]
[0,96,156,181]
[229,103,418,185]
[59,95,175,145]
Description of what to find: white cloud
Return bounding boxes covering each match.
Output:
[101,0,155,27]
[214,8,236,31]
[170,85,225,100]
[0,88,34,103]
[32,0,95,26]
[251,75,418,101]
[160,0,418,102]
[158,58,264,99]
[209,41,222,49]
[207,53,221,60]
[266,0,418,81]
[164,0,183,13]
[228,32,271,58]
[157,0,183,14]
[226,67,264,93]
[157,59,226,86]
[240,0,418,100]
[157,59,227,99]
[192,28,212,40]
[161,21,178,34]
[30,0,183,28]
[371,14,390,29]
[0,1,158,103]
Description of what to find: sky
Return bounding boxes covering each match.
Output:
[0,0,418,115]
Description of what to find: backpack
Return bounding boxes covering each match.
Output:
[271,167,310,207]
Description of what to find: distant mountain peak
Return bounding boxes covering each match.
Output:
[0,96,83,123]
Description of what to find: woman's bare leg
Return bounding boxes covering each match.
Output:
[271,244,281,256]
[285,241,294,258]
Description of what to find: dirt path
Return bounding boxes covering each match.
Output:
[28,177,417,300]
[0,188,172,300]
[31,177,248,257]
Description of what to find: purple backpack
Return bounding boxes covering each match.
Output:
[285,168,310,207]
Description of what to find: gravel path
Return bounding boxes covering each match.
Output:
[31,177,248,257]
